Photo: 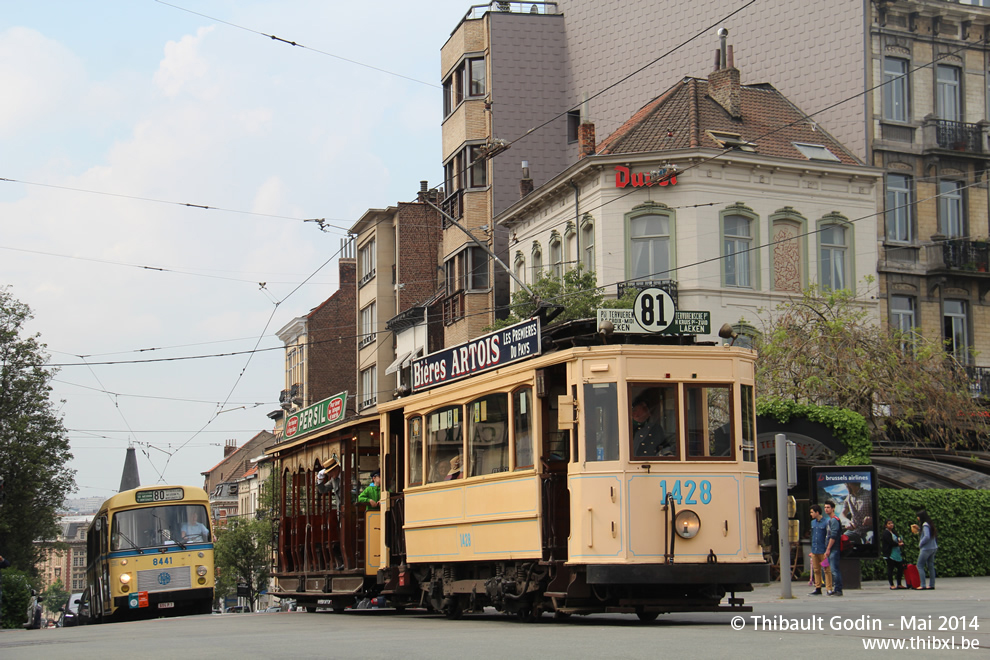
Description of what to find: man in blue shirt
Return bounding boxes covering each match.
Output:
[808,504,830,595]
[824,500,843,596]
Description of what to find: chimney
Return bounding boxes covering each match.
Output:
[417,180,429,203]
[578,121,596,158]
[520,161,534,198]
[709,30,741,120]
[224,438,238,457]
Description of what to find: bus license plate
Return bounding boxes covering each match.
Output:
[157,602,174,609]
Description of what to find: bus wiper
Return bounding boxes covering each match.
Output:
[116,530,143,553]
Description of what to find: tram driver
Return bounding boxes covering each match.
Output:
[632,387,674,457]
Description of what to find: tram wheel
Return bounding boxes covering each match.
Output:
[444,597,464,620]
[636,609,660,623]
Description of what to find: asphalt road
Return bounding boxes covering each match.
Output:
[2,577,987,659]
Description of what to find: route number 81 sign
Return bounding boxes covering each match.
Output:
[633,287,675,333]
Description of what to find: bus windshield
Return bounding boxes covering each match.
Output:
[111,504,211,550]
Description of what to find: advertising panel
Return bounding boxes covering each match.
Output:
[411,318,541,392]
[811,465,879,559]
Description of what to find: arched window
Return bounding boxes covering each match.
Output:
[625,202,673,283]
[549,232,562,280]
[721,204,759,288]
[581,215,595,272]
[513,250,526,292]
[531,242,543,280]
[817,213,854,292]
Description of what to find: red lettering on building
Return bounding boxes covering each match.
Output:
[614,165,677,189]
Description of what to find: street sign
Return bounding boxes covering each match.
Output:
[596,309,711,335]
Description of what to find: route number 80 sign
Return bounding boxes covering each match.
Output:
[633,287,675,333]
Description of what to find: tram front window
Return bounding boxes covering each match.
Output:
[584,383,619,461]
[111,504,211,550]
[629,384,678,459]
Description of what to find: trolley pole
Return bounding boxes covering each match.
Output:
[775,433,793,599]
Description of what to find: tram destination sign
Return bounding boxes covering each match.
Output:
[284,391,347,440]
[596,309,711,335]
[135,487,184,504]
[412,318,541,393]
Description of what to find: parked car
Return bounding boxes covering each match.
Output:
[263,606,282,613]
[58,593,84,628]
[224,605,249,613]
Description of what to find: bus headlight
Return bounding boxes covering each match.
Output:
[674,510,701,539]
[196,565,208,577]
[119,573,132,584]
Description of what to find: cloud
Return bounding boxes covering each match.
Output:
[153,26,215,98]
[0,26,85,137]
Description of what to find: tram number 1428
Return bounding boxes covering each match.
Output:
[660,479,713,505]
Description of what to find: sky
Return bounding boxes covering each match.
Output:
[1,0,473,499]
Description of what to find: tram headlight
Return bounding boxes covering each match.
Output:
[120,559,127,566]
[119,573,132,585]
[674,510,701,539]
[196,565,208,577]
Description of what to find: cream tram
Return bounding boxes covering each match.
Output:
[376,313,769,620]
[270,311,769,620]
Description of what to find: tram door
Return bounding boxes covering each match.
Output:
[539,364,570,561]
[384,409,407,565]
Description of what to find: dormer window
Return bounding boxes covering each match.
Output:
[792,142,840,162]
[708,130,757,152]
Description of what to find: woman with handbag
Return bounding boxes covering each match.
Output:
[880,519,906,589]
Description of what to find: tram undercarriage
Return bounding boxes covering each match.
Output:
[396,560,766,621]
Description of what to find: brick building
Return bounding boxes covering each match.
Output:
[350,184,443,412]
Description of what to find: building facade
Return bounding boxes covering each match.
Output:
[349,185,443,413]
[497,57,882,336]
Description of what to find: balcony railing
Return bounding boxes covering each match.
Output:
[616,278,679,306]
[441,189,463,226]
[464,2,559,21]
[443,290,464,325]
[966,366,990,399]
[933,119,985,153]
[927,239,990,273]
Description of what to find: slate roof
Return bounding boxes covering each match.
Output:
[596,76,861,166]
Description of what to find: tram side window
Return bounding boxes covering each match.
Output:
[408,416,423,486]
[468,393,509,476]
[685,384,733,459]
[426,405,463,483]
[513,387,535,470]
[741,384,756,462]
[629,384,679,459]
[584,383,619,461]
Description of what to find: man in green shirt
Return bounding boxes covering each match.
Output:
[358,471,381,508]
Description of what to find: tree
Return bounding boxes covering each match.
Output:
[490,267,606,331]
[755,284,988,449]
[0,287,76,571]
[213,517,272,612]
[1,567,33,629]
[41,577,68,617]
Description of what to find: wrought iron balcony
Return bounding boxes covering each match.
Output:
[965,366,990,399]
[929,119,986,154]
[616,278,678,305]
[926,238,990,274]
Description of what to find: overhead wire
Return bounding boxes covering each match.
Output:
[154,0,439,88]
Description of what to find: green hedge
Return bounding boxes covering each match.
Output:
[1,568,33,629]
[861,488,990,580]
